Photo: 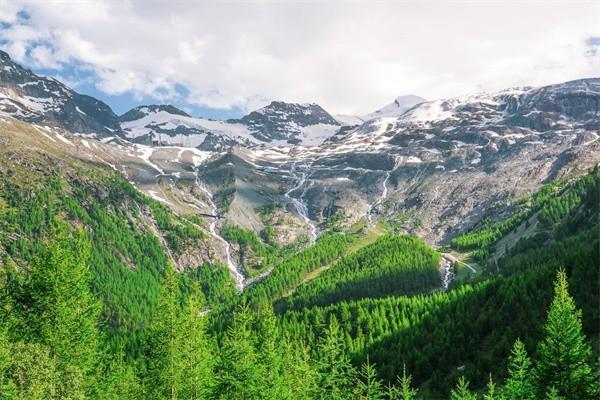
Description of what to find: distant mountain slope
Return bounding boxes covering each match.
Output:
[364,94,426,119]
[229,101,341,144]
[119,101,343,148]
[0,50,121,136]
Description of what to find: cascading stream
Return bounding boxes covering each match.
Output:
[195,173,245,291]
[284,162,318,244]
[367,155,400,225]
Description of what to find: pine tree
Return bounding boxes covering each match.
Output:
[483,374,497,400]
[145,266,184,399]
[354,359,385,400]
[450,376,476,400]
[96,350,141,400]
[536,269,596,399]
[316,315,357,400]
[503,339,535,400]
[179,288,214,400]
[24,227,100,398]
[214,305,263,400]
[545,387,565,400]
[388,364,418,400]
[253,305,282,399]
[279,337,318,400]
[7,341,58,400]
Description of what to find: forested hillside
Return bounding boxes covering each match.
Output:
[0,131,235,353]
[0,124,598,400]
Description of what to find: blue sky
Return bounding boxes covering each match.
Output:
[30,62,247,119]
[1,1,598,119]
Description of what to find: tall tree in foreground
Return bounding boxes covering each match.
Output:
[214,305,263,400]
[23,227,100,398]
[388,364,418,400]
[354,359,385,399]
[502,339,535,400]
[450,376,476,400]
[144,266,184,399]
[179,288,214,400]
[535,269,596,400]
[315,315,357,400]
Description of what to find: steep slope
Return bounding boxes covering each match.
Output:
[0,116,237,340]
[364,94,426,119]
[119,104,258,150]
[0,50,121,136]
[229,101,341,144]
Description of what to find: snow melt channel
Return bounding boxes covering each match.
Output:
[195,173,245,291]
[285,162,317,244]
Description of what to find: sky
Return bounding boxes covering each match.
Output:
[0,0,599,119]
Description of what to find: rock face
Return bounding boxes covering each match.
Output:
[0,50,121,136]
[229,101,341,143]
[364,95,426,119]
[0,49,598,251]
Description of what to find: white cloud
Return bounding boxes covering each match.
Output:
[1,0,599,115]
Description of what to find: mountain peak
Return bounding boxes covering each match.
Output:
[365,95,426,120]
[0,49,11,62]
[119,104,190,122]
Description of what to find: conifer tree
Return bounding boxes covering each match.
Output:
[388,364,418,400]
[536,269,596,399]
[253,305,282,399]
[179,289,214,400]
[145,266,184,399]
[279,337,318,400]
[503,339,535,400]
[545,387,565,400]
[354,359,385,400]
[96,350,141,400]
[483,374,497,400]
[316,315,357,400]
[450,376,476,400]
[24,227,100,398]
[214,305,263,400]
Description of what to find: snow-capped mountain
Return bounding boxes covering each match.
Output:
[119,101,345,149]
[364,94,426,120]
[119,105,257,150]
[0,47,598,247]
[0,50,121,135]
[228,101,341,144]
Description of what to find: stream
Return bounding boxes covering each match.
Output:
[367,156,400,225]
[195,174,245,291]
[285,162,317,243]
[440,256,455,291]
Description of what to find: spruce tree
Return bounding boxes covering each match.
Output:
[24,228,100,398]
[389,364,418,400]
[536,269,596,399]
[482,374,497,400]
[354,359,385,400]
[503,339,535,400]
[316,315,357,400]
[279,337,318,400]
[214,305,263,400]
[450,376,476,400]
[145,266,184,399]
[179,288,214,400]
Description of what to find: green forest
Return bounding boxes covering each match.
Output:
[0,153,598,399]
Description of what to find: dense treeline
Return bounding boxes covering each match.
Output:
[0,166,229,354]
[0,150,598,398]
[451,167,599,261]
[241,233,353,306]
[0,229,596,399]
[281,167,600,396]
[280,235,441,311]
